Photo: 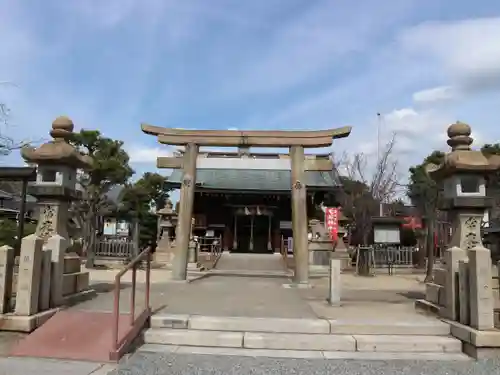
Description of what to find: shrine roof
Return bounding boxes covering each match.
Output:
[166,169,341,191]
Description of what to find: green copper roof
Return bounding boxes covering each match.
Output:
[167,169,340,191]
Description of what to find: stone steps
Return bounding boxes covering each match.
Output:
[138,343,471,361]
[144,328,462,353]
[141,314,468,359]
[150,314,452,335]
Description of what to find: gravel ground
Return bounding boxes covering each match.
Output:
[112,352,500,375]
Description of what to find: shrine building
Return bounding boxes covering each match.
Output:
[165,148,343,254]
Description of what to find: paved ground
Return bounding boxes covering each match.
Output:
[74,252,426,321]
[110,352,499,375]
[0,358,115,375]
[216,253,288,272]
[0,333,26,357]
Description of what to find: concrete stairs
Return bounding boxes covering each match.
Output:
[140,314,471,360]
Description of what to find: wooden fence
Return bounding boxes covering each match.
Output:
[93,236,138,259]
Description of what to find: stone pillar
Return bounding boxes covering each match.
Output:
[172,143,198,280]
[443,246,467,320]
[0,245,15,313]
[290,145,309,284]
[328,258,341,306]
[15,235,44,316]
[468,246,494,330]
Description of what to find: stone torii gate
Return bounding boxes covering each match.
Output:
[142,125,352,283]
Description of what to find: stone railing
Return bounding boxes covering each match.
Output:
[416,246,500,359]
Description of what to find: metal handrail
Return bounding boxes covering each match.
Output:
[209,236,222,263]
[110,246,152,360]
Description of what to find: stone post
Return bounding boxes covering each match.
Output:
[0,245,15,313]
[468,246,494,330]
[328,258,341,306]
[290,145,309,285]
[15,235,44,316]
[443,246,467,320]
[172,142,198,280]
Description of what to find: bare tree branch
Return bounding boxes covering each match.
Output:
[1,84,35,156]
[333,132,401,245]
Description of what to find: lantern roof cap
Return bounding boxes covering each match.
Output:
[21,116,92,169]
[427,121,500,179]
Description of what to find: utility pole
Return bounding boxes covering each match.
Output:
[377,113,383,216]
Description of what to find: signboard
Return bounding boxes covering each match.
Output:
[374,227,400,244]
[325,207,339,242]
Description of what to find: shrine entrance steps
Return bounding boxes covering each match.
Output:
[210,253,290,277]
[139,313,470,361]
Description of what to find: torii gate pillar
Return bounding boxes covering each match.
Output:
[171,143,198,281]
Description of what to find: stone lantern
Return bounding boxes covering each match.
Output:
[308,219,333,274]
[18,116,94,310]
[154,200,178,266]
[426,122,500,250]
[21,116,92,242]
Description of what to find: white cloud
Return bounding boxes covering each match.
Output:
[412,85,458,103]
[127,145,173,163]
[399,17,500,93]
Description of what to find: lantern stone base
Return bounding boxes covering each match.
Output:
[154,251,173,267]
[0,308,59,332]
[308,241,332,274]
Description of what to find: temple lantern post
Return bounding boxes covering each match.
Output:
[21,116,93,243]
[426,122,500,251]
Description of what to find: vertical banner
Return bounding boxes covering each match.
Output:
[325,207,339,242]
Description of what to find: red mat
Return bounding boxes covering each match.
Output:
[9,310,135,362]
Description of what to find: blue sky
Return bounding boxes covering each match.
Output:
[1,0,500,188]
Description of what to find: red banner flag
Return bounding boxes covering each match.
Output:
[325,207,339,242]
